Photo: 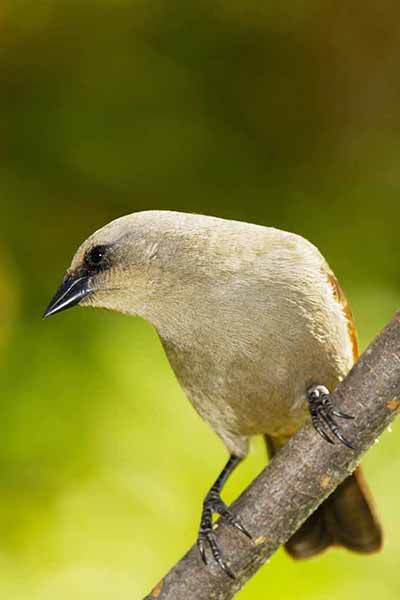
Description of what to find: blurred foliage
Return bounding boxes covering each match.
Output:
[1,1,400,598]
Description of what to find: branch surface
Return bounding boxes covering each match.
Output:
[145,312,400,600]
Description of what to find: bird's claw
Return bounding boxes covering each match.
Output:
[197,491,251,578]
[197,528,235,578]
[307,384,355,450]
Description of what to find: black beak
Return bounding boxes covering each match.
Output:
[43,272,94,318]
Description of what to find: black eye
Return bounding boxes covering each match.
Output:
[85,245,109,270]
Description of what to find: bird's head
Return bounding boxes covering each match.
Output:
[43,213,160,319]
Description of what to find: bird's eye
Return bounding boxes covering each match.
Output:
[85,245,109,270]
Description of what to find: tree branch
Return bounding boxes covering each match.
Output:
[144,312,400,600]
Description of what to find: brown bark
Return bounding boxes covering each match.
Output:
[144,312,400,600]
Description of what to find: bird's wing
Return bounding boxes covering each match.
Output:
[327,272,359,362]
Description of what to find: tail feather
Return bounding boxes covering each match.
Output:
[265,435,383,559]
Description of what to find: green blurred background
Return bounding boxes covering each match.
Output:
[1,1,400,598]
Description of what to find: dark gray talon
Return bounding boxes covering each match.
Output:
[313,420,335,445]
[215,501,252,539]
[197,492,251,578]
[323,409,355,449]
[197,537,207,564]
[226,514,252,539]
[331,408,354,420]
[197,525,235,578]
[205,529,235,579]
[307,384,355,450]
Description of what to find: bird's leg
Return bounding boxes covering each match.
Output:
[197,454,251,578]
[307,384,355,449]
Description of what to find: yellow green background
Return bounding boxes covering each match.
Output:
[1,2,399,598]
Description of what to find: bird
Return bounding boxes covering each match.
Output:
[44,210,382,577]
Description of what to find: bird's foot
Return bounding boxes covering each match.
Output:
[197,489,251,578]
[307,384,355,449]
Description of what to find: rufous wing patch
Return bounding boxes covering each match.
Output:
[327,272,359,362]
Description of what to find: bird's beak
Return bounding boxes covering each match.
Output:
[43,272,94,318]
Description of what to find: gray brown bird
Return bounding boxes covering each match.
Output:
[44,211,382,577]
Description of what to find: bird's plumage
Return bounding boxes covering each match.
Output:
[75,211,353,456]
[49,210,382,561]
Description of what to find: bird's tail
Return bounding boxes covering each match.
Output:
[265,436,383,559]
